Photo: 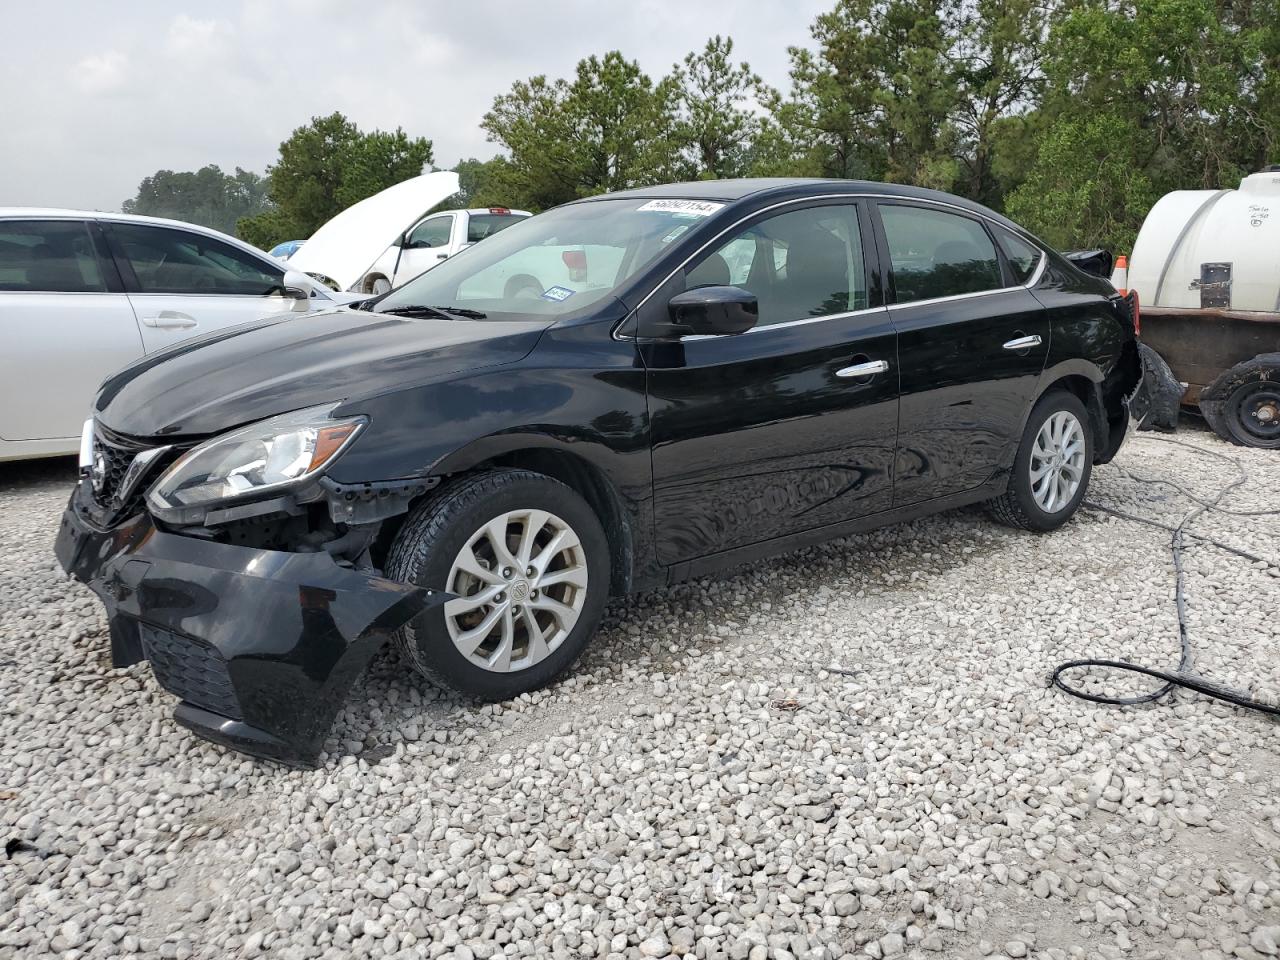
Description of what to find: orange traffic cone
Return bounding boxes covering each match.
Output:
[1111,255,1129,295]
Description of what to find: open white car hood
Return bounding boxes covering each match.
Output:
[288,171,460,292]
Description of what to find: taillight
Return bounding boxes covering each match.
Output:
[488,207,511,214]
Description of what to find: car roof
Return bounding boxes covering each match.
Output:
[572,178,1022,230]
[0,207,244,232]
[0,207,284,259]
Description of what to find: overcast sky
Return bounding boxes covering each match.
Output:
[1,1,829,212]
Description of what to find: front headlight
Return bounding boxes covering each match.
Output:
[147,404,365,514]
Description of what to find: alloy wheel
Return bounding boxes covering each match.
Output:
[1030,410,1086,513]
[444,509,589,673]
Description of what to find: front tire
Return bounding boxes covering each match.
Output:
[986,390,1094,532]
[385,470,611,700]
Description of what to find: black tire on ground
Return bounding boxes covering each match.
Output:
[385,469,611,700]
[986,389,1095,532]
[1137,343,1183,433]
[1198,353,1280,449]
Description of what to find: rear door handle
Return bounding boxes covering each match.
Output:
[836,359,889,378]
[1002,335,1042,351]
[141,311,197,329]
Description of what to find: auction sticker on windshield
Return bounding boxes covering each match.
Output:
[637,199,725,217]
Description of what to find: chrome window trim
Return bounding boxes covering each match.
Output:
[680,305,888,341]
[613,192,1047,341]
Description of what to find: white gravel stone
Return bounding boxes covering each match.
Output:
[2,424,1279,959]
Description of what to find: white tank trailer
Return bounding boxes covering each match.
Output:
[1126,166,1280,447]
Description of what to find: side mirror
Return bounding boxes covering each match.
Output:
[283,270,316,311]
[663,285,759,337]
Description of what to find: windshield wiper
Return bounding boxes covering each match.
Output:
[378,304,487,320]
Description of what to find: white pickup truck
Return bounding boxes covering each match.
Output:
[360,205,530,294]
[288,172,530,294]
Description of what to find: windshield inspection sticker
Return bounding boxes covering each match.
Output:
[541,285,576,302]
[638,199,725,217]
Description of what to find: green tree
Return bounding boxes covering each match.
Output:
[670,36,769,179]
[1007,0,1277,250]
[762,0,964,187]
[122,165,271,235]
[452,156,515,207]
[482,52,683,210]
[236,112,433,247]
[950,0,1056,207]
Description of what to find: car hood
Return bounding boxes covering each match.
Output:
[94,308,547,439]
[287,172,460,291]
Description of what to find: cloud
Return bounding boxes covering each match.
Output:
[1,0,827,212]
[73,50,129,95]
[165,14,231,58]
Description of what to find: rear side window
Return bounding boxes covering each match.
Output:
[110,223,283,296]
[0,220,107,293]
[466,213,525,244]
[880,205,1003,303]
[993,225,1043,284]
[406,216,454,249]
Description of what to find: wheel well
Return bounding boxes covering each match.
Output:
[1039,374,1109,460]
[377,449,634,596]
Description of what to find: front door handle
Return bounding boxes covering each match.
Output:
[141,311,197,329]
[836,359,890,378]
[436,253,449,260]
[1002,335,1042,351]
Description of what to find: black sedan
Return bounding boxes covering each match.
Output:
[57,178,1148,765]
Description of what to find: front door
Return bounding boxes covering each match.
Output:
[643,201,899,566]
[875,202,1050,505]
[393,214,458,286]
[103,221,294,353]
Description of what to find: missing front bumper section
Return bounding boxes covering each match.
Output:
[55,484,447,766]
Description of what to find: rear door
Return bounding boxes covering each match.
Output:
[644,201,899,566]
[875,201,1050,505]
[392,213,458,286]
[0,218,142,441]
[103,221,294,352]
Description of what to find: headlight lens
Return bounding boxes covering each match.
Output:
[147,405,365,511]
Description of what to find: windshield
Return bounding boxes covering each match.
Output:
[374,198,724,319]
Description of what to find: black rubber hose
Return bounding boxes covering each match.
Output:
[1050,435,1280,717]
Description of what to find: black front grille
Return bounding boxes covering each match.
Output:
[90,430,140,508]
[139,623,242,720]
[89,424,184,520]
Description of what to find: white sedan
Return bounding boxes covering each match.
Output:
[0,209,344,462]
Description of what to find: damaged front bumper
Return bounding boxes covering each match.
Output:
[55,482,445,767]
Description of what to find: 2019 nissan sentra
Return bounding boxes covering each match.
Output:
[56,178,1149,765]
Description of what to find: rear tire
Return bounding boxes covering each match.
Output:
[986,390,1094,532]
[385,469,610,700]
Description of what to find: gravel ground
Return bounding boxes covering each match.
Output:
[2,419,1279,960]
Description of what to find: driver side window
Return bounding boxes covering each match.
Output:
[407,216,454,249]
[110,223,283,296]
[684,205,866,327]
